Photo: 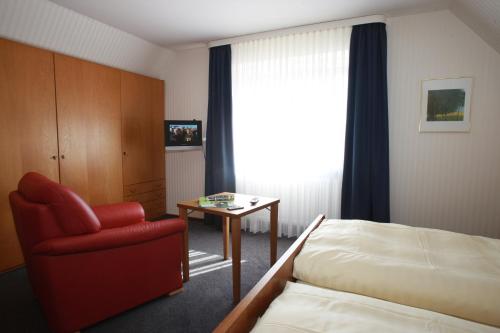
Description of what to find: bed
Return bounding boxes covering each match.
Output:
[251,282,500,333]
[214,215,500,333]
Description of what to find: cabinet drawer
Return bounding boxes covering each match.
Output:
[142,198,165,210]
[146,206,167,220]
[124,179,164,196]
[125,189,165,204]
[142,198,166,219]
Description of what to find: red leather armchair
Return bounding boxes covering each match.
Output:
[9,172,186,333]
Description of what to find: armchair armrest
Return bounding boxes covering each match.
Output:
[32,219,185,256]
[92,202,145,229]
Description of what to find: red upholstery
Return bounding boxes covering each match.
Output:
[33,220,186,255]
[9,172,186,333]
[93,202,145,229]
[18,172,101,235]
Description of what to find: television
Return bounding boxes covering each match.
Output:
[165,120,202,146]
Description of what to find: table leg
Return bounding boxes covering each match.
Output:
[270,203,278,266]
[231,217,241,303]
[179,207,189,282]
[223,216,230,260]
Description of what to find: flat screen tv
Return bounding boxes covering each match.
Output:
[165,120,202,146]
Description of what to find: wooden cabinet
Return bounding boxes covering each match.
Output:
[124,181,166,220]
[121,72,166,219]
[0,39,60,270]
[54,54,123,205]
[0,38,166,272]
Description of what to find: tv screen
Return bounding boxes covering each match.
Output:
[165,120,202,146]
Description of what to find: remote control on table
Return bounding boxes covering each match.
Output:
[227,205,244,211]
[250,197,259,205]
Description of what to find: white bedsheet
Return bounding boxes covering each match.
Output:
[293,220,500,327]
[251,282,500,333]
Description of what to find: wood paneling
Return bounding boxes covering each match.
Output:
[0,37,166,271]
[121,71,165,185]
[124,189,165,204]
[142,199,166,220]
[124,180,164,196]
[54,54,123,205]
[121,71,166,219]
[0,38,59,271]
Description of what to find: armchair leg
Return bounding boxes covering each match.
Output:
[168,287,184,297]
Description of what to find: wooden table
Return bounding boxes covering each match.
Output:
[177,192,280,303]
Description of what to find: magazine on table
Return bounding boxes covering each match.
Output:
[198,194,235,208]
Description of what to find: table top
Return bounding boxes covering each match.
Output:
[177,192,280,218]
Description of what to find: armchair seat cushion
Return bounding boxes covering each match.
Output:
[33,219,185,256]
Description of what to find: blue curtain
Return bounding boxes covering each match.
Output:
[204,45,236,226]
[341,23,390,222]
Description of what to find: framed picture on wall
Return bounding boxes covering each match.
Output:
[419,77,473,132]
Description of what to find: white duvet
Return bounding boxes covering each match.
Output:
[252,282,500,333]
[293,220,500,327]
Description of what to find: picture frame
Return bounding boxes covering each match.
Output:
[419,77,473,132]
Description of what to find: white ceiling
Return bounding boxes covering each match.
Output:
[50,0,451,48]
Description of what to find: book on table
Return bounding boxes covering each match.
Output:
[198,194,235,208]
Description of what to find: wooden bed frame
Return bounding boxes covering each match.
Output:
[213,214,326,333]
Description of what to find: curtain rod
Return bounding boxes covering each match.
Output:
[208,14,385,48]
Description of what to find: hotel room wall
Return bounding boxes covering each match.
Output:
[165,10,500,238]
[165,47,209,218]
[387,10,500,238]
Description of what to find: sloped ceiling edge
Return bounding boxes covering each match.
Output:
[450,1,500,56]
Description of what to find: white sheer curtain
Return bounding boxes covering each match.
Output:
[232,26,352,237]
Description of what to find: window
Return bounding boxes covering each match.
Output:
[232,26,352,236]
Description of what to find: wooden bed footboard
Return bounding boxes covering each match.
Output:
[213,214,326,333]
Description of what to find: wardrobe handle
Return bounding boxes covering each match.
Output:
[61,155,65,159]
[123,152,127,156]
[50,155,57,160]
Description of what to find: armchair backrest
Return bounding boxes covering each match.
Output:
[9,172,101,259]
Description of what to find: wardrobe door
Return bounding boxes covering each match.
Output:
[121,72,166,219]
[54,54,123,205]
[121,72,165,185]
[0,39,59,271]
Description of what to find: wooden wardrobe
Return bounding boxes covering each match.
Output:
[0,38,166,272]
[121,72,166,218]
